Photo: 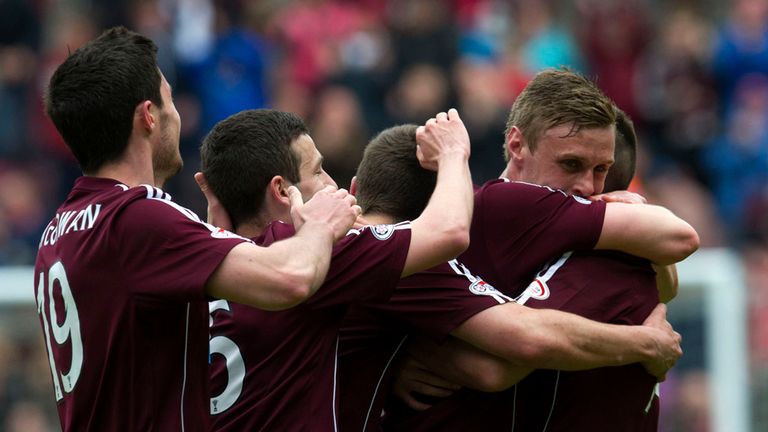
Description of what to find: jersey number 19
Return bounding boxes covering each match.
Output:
[36,261,83,401]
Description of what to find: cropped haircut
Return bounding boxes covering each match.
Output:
[200,109,305,229]
[355,124,437,222]
[504,68,616,160]
[44,26,163,173]
[604,108,638,192]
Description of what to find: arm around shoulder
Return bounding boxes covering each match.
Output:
[206,220,336,310]
[597,202,700,265]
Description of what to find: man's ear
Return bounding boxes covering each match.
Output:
[136,100,156,134]
[350,176,358,196]
[268,176,291,206]
[506,126,526,161]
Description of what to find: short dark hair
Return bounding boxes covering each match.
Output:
[604,108,638,192]
[44,26,163,173]
[504,68,616,159]
[200,109,305,228]
[355,124,436,221]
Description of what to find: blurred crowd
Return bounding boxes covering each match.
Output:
[2,0,768,430]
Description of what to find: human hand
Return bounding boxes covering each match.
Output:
[392,354,462,411]
[194,172,233,231]
[352,214,373,230]
[290,185,361,241]
[590,190,647,204]
[416,108,470,172]
[640,304,682,381]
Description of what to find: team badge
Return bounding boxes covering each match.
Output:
[469,279,502,296]
[371,224,395,240]
[522,279,550,300]
[572,195,592,205]
[211,227,242,239]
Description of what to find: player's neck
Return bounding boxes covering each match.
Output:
[235,221,266,240]
[92,139,157,187]
[360,213,396,225]
[499,164,519,181]
[92,160,155,187]
[236,210,289,239]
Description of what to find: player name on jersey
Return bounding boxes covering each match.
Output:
[39,204,102,248]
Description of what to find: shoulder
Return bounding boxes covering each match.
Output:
[117,185,244,241]
[480,179,594,206]
[123,184,203,221]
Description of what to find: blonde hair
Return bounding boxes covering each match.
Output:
[504,68,616,160]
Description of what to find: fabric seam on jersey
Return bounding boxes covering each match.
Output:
[181,302,190,432]
[541,370,560,432]
[333,336,340,432]
[362,335,409,432]
[511,384,517,432]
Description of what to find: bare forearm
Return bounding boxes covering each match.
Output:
[509,308,657,369]
[411,336,531,392]
[406,151,472,275]
[206,222,335,310]
[279,220,335,294]
[455,303,657,370]
[598,203,700,265]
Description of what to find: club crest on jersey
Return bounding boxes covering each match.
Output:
[572,195,592,205]
[371,224,395,240]
[523,279,550,300]
[211,227,240,239]
[469,279,501,296]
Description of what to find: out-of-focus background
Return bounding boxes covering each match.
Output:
[0,0,765,430]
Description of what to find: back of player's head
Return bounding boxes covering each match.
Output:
[504,68,616,160]
[355,124,437,222]
[201,109,305,228]
[44,26,163,174]
[604,108,638,192]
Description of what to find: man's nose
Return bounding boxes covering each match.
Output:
[571,173,595,197]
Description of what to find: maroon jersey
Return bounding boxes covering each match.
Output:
[460,179,606,295]
[34,177,246,432]
[383,179,609,431]
[209,221,411,432]
[338,259,511,432]
[510,250,660,431]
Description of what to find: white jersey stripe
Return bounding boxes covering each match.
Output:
[447,259,513,303]
[362,335,409,432]
[541,371,561,432]
[516,252,572,305]
[332,336,340,432]
[511,384,518,432]
[181,303,191,432]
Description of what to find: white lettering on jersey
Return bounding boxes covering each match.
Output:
[39,204,103,248]
[516,252,572,305]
